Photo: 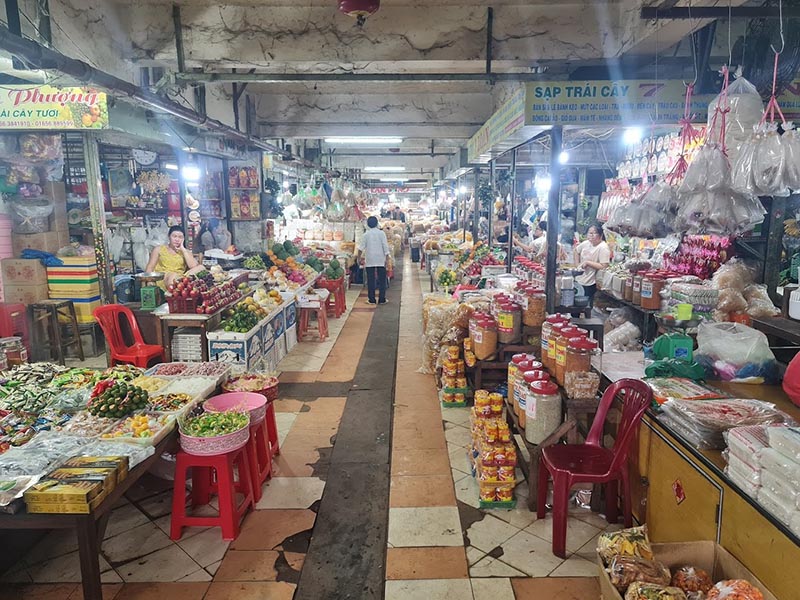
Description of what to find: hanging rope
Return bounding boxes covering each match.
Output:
[759,52,788,126]
[667,84,702,184]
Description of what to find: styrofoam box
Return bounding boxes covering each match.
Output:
[273,333,287,364]
[285,324,298,351]
[284,301,297,329]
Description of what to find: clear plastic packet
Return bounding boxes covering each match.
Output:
[717,288,748,314]
[695,322,775,366]
[732,137,758,195]
[752,124,789,196]
[783,126,800,191]
[707,580,765,600]
[48,388,90,413]
[767,426,800,463]
[680,146,712,194]
[625,582,688,600]
[597,525,655,566]
[725,463,760,496]
[0,474,40,506]
[76,440,155,469]
[662,398,789,432]
[708,75,764,163]
[671,566,714,596]
[712,259,753,292]
[726,453,762,486]
[760,469,800,510]
[676,190,708,234]
[723,425,771,467]
[743,284,779,318]
[760,448,800,488]
[759,484,798,525]
[608,556,671,592]
[0,450,51,477]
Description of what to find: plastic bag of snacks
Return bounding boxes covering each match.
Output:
[766,426,800,463]
[597,525,655,566]
[706,579,764,600]
[670,566,713,596]
[783,126,800,191]
[624,582,688,600]
[607,556,671,592]
[724,426,771,468]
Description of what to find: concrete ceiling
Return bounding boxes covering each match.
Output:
[28,0,750,179]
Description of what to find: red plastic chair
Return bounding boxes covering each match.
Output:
[93,304,165,368]
[537,378,653,558]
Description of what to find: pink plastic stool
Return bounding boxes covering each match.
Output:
[266,401,280,456]
[170,445,254,541]
[298,305,329,341]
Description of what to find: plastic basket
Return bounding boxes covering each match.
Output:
[179,421,250,456]
[222,375,279,402]
[204,391,268,424]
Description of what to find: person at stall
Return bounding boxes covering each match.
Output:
[198,219,218,252]
[145,225,204,288]
[357,215,391,305]
[574,223,611,307]
[514,221,565,262]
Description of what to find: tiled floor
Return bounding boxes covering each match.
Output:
[1,255,608,599]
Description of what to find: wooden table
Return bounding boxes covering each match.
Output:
[0,433,176,600]
[158,309,223,362]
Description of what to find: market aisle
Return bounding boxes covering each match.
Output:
[382,256,611,599]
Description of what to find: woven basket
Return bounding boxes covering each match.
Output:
[222,376,279,403]
[204,392,268,425]
[179,423,250,456]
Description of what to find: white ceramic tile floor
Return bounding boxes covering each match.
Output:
[116,544,200,582]
[549,554,599,577]
[255,476,325,509]
[523,514,603,554]
[470,577,516,600]
[469,556,527,578]
[385,578,473,600]
[495,530,566,577]
[464,514,522,553]
[387,506,463,547]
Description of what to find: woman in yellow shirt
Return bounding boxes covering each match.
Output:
[145,226,203,288]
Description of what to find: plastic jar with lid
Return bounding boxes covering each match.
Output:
[473,318,498,361]
[545,321,567,372]
[525,380,562,445]
[640,274,665,310]
[624,274,634,301]
[553,326,582,384]
[522,288,547,328]
[507,354,529,409]
[566,337,599,376]
[541,315,563,367]
[496,301,522,344]
[632,273,643,305]
[516,369,550,428]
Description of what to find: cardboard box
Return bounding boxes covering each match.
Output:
[207,323,263,374]
[598,541,778,600]
[12,231,60,256]
[1,258,47,285]
[284,301,297,329]
[3,282,48,304]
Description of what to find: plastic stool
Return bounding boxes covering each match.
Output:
[170,445,254,541]
[28,300,84,364]
[266,401,280,456]
[246,418,273,503]
[0,303,30,356]
[298,305,329,341]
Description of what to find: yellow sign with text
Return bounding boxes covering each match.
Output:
[0,85,108,130]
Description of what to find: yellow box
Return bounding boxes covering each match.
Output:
[26,491,107,514]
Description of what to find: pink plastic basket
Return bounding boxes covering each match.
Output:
[204,392,268,425]
[179,423,250,456]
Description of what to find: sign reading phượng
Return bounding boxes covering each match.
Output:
[0,85,108,130]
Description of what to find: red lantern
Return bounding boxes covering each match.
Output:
[338,0,380,26]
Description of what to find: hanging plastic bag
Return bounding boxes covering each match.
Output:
[707,74,763,163]
[108,228,126,263]
[732,137,758,195]
[752,123,788,196]
[782,125,800,191]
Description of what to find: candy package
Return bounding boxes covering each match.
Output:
[597,525,655,566]
[759,448,800,489]
[760,469,800,510]
[706,579,765,600]
[725,453,762,486]
[0,474,40,506]
[607,555,671,592]
[670,566,714,596]
[723,426,771,468]
[624,582,688,600]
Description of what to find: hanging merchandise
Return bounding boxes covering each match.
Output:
[706,71,764,164]
[676,67,766,237]
[783,125,800,191]
[733,53,792,197]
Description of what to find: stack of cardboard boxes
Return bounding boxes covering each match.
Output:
[1,258,48,304]
[10,182,70,257]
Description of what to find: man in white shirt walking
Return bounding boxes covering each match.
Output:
[357,216,391,305]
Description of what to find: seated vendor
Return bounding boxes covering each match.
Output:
[145,225,204,288]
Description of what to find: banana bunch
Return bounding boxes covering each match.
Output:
[786,218,800,237]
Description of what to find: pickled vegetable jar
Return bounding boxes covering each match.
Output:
[496,301,522,344]
[473,317,498,361]
[566,337,599,376]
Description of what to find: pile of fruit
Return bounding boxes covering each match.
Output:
[266,240,300,266]
[102,414,173,440]
[180,411,249,438]
[223,374,278,393]
[305,255,325,273]
[168,275,242,315]
[244,255,267,270]
[437,267,458,289]
[90,365,143,384]
[88,381,149,418]
[253,288,283,311]
[129,375,169,393]
[220,300,263,333]
[324,258,345,280]
[148,393,194,412]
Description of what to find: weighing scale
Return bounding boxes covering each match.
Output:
[135,272,165,311]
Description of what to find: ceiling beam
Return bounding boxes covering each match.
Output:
[177,72,554,83]
[641,6,800,19]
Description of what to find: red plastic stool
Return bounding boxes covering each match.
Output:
[246,418,273,502]
[170,445,255,541]
[0,303,30,356]
[298,305,329,341]
[266,400,280,456]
